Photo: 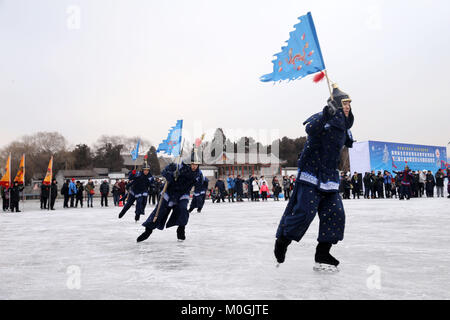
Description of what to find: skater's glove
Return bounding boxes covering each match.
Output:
[323,99,338,120]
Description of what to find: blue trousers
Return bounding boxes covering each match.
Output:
[276,183,345,244]
[189,194,206,211]
[142,198,190,231]
[119,193,136,216]
[135,196,148,216]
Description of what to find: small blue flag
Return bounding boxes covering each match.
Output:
[260,12,326,82]
[157,120,183,157]
[131,140,140,161]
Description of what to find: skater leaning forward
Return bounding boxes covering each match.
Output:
[137,147,204,242]
[274,83,355,272]
[118,160,154,221]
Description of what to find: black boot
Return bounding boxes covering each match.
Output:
[177,226,186,241]
[274,236,292,264]
[188,207,194,213]
[136,228,153,242]
[315,242,339,266]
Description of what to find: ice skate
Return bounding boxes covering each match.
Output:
[314,242,340,272]
[177,226,186,241]
[136,228,152,242]
[274,237,291,265]
[313,263,339,273]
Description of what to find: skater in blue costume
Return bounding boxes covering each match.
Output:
[274,84,355,271]
[137,148,203,242]
[118,160,154,221]
[188,176,209,213]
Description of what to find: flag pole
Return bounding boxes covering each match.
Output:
[48,156,53,211]
[23,154,25,203]
[8,153,11,211]
[324,70,333,100]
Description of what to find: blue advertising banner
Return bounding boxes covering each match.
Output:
[368,141,447,173]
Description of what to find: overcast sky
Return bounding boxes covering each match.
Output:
[1,0,449,151]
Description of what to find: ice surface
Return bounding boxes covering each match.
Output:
[1,196,449,300]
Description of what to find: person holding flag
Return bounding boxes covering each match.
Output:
[8,181,24,212]
[261,12,355,272]
[42,156,53,211]
[137,147,204,242]
[136,122,203,243]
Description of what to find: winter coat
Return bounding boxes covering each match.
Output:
[215,179,226,193]
[246,177,254,191]
[61,182,69,196]
[85,182,95,194]
[76,184,84,199]
[234,178,244,194]
[272,181,282,194]
[252,180,260,191]
[129,171,154,196]
[435,171,445,187]
[118,181,126,194]
[383,174,392,184]
[68,181,77,195]
[260,184,269,193]
[226,177,235,189]
[282,178,290,190]
[298,108,354,193]
[425,174,435,187]
[419,172,426,184]
[162,162,203,202]
[112,183,120,196]
[51,183,58,199]
[100,182,110,195]
[41,184,50,198]
[351,175,361,192]
[8,185,24,202]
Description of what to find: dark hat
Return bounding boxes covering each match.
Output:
[329,83,352,108]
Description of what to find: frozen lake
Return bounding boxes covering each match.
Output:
[1,196,449,300]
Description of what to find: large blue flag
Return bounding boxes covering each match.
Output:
[131,140,140,161]
[157,120,183,157]
[260,12,326,82]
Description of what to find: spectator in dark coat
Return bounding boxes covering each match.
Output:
[1,186,9,211]
[376,172,384,199]
[61,179,70,208]
[425,171,435,197]
[40,183,50,209]
[75,181,84,208]
[8,181,24,212]
[435,169,445,198]
[363,172,370,199]
[214,178,226,203]
[246,175,254,201]
[234,175,244,202]
[272,176,282,201]
[282,176,290,201]
[351,172,361,199]
[100,180,110,207]
[50,179,58,210]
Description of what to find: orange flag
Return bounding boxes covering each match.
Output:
[14,154,25,185]
[0,153,11,188]
[42,156,53,186]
